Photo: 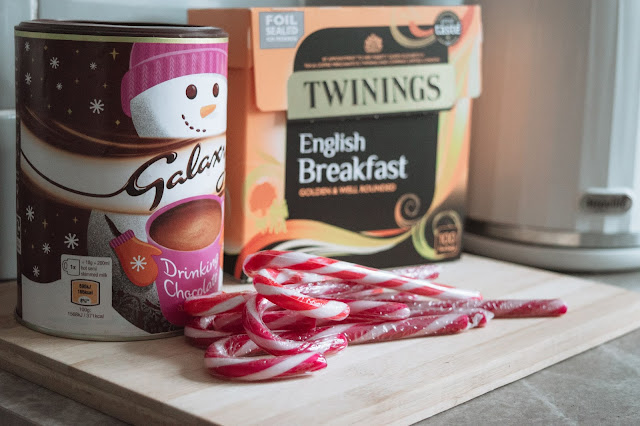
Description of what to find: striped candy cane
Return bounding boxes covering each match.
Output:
[244,250,481,300]
[203,310,316,334]
[203,313,464,381]
[472,299,567,318]
[201,294,349,381]
[204,337,328,381]
[187,250,570,382]
[461,309,494,328]
[243,294,349,356]
[404,299,568,318]
[204,327,349,381]
[184,291,254,316]
[185,327,234,349]
[310,314,471,344]
[389,264,442,280]
[363,292,419,303]
[336,299,411,322]
[289,282,383,298]
[251,269,350,320]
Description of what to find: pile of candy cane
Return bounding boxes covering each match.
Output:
[183,250,567,381]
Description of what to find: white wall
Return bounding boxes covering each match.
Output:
[0,0,37,279]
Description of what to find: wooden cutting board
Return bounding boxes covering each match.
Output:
[2,254,640,425]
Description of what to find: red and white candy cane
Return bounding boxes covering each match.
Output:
[336,299,410,322]
[244,250,481,300]
[284,264,441,286]
[251,269,350,320]
[202,312,465,355]
[404,299,568,318]
[184,314,316,349]
[203,310,317,334]
[185,325,233,349]
[460,309,494,328]
[272,269,336,286]
[291,285,409,322]
[243,294,350,356]
[340,291,418,303]
[289,282,384,299]
[331,286,386,299]
[204,332,346,381]
[184,291,254,316]
[472,299,567,318]
[204,312,468,380]
[202,294,349,381]
[389,264,442,281]
[310,313,471,344]
[315,264,441,298]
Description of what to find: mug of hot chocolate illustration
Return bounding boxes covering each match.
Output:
[145,194,223,325]
[107,42,227,326]
[121,42,228,138]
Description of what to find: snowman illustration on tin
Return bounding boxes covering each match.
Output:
[121,42,228,138]
[109,42,228,326]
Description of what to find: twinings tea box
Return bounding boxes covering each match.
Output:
[189,6,482,278]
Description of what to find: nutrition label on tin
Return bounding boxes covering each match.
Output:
[61,254,112,320]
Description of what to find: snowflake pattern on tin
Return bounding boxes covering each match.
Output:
[26,205,35,221]
[16,36,141,138]
[13,34,184,334]
[17,177,91,283]
[89,99,104,114]
[64,233,79,249]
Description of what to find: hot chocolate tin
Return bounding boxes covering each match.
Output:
[14,21,228,340]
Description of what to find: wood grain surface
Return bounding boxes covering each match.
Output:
[2,254,640,425]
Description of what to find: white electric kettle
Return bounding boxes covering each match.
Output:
[464,0,640,271]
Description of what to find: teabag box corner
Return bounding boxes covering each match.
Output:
[189,6,482,279]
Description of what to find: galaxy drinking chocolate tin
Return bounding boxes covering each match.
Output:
[14,21,228,340]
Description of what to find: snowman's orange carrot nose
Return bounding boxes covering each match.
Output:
[200,104,217,118]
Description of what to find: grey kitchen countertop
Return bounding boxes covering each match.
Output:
[1,262,639,425]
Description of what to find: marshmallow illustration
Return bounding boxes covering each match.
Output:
[121,43,228,138]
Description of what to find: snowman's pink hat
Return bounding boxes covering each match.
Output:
[121,42,228,117]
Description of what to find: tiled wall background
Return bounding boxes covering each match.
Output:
[0,0,36,278]
[0,0,462,279]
